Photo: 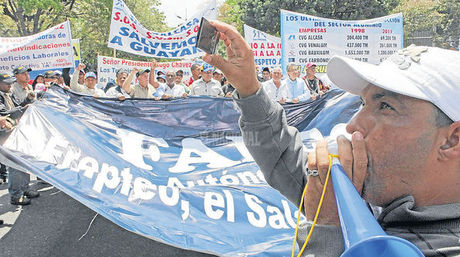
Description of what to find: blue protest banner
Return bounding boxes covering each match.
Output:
[0,87,360,256]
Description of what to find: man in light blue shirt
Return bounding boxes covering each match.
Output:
[285,63,311,103]
[153,79,166,98]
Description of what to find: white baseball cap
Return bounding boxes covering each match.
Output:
[327,45,460,121]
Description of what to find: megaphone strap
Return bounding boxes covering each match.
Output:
[292,154,339,257]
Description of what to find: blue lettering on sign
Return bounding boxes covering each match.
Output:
[120,32,200,58]
[172,41,187,50]
[110,36,123,46]
[180,48,192,57]
[161,43,171,50]
[130,41,142,51]
[255,58,278,66]
[188,36,197,45]
[157,51,168,57]
[129,31,140,42]
[173,25,189,34]
[119,27,130,36]
[169,50,180,57]
[146,40,159,49]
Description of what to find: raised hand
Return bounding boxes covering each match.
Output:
[202,21,260,98]
[77,63,86,71]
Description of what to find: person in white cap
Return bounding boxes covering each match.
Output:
[202,20,460,257]
[189,64,224,97]
[213,69,224,85]
[122,67,159,99]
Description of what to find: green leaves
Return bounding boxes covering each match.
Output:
[394,0,458,49]
[224,0,458,49]
[0,0,168,66]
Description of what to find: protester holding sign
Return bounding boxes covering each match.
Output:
[0,73,39,205]
[213,69,224,85]
[55,70,67,88]
[0,73,31,120]
[45,70,70,91]
[203,20,460,257]
[70,64,105,97]
[154,70,187,99]
[122,68,159,99]
[31,74,45,91]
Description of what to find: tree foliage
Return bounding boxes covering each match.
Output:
[69,0,168,66]
[218,0,244,34]
[0,0,168,66]
[0,0,76,36]
[395,0,459,49]
[435,0,459,49]
[225,0,458,49]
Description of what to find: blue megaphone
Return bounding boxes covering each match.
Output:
[328,149,424,257]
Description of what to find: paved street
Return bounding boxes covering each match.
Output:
[0,177,217,257]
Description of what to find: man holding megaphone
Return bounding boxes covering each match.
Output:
[202,20,460,257]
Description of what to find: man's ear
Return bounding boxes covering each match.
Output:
[439,121,460,160]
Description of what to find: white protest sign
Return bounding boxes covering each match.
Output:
[108,0,217,59]
[280,11,403,73]
[244,24,282,68]
[0,21,74,73]
[97,55,193,85]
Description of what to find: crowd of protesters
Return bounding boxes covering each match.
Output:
[5,60,331,103]
[62,60,330,103]
[0,60,331,208]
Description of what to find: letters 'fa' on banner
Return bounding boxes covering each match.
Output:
[0,86,360,256]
